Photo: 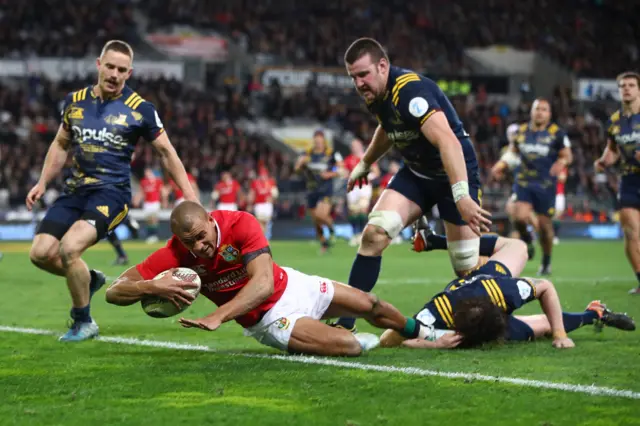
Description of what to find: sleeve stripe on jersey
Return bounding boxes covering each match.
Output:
[434,296,454,327]
[125,93,145,110]
[490,279,507,309]
[73,88,87,103]
[420,109,438,125]
[485,279,505,310]
[441,295,454,320]
[392,76,421,106]
[521,278,537,298]
[481,280,502,310]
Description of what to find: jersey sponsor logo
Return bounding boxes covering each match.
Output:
[96,205,110,217]
[83,177,101,185]
[517,280,532,300]
[387,129,420,142]
[615,131,640,145]
[131,111,143,122]
[408,97,429,118]
[519,143,550,156]
[104,114,129,127]
[71,126,127,147]
[275,317,290,330]
[320,281,328,293]
[68,106,84,120]
[219,244,240,263]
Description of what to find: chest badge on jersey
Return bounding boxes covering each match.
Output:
[219,244,240,263]
[69,107,84,120]
[104,114,129,127]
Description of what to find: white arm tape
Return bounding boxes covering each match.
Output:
[451,181,469,203]
[500,150,521,170]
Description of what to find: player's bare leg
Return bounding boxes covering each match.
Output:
[333,189,421,330]
[29,234,66,276]
[537,215,554,275]
[310,200,335,252]
[287,318,367,356]
[514,201,536,259]
[620,208,640,294]
[145,213,159,244]
[58,220,100,341]
[443,221,481,277]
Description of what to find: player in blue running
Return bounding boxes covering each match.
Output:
[491,98,572,275]
[26,40,197,342]
[333,38,491,332]
[595,72,640,295]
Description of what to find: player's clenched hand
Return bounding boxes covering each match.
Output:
[179,316,221,331]
[456,197,492,237]
[552,336,575,349]
[549,160,566,177]
[25,182,46,211]
[151,269,199,309]
[347,161,371,192]
[593,159,606,173]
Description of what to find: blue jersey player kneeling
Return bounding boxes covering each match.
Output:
[332,38,491,331]
[25,40,198,342]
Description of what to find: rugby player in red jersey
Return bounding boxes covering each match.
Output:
[106,202,441,356]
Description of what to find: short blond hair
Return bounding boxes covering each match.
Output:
[100,40,134,62]
[616,71,640,87]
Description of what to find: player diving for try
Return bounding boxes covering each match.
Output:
[333,38,491,332]
[25,40,198,342]
[380,235,635,350]
[491,98,572,275]
[105,202,443,356]
[595,72,640,295]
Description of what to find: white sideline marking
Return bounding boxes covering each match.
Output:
[1,325,639,400]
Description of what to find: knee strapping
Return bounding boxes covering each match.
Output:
[448,238,480,271]
[367,210,404,239]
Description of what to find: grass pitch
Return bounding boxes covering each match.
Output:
[0,239,639,425]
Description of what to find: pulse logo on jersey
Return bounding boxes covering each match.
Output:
[387,130,421,142]
[616,132,640,145]
[71,126,127,147]
[408,97,429,118]
[519,144,550,156]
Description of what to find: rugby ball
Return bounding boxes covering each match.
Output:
[141,267,201,318]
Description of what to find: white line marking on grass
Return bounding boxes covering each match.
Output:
[1,325,639,400]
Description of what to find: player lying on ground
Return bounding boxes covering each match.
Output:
[105,202,440,356]
[380,235,636,349]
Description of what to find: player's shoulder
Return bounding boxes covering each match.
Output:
[609,110,621,124]
[121,85,156,112]
[518,123,528,133]
[390,66,434,107]
[547,122,563,135]
[67,86,92,104]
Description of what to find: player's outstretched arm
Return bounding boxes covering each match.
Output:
[26,124,70,210]
[152,132,199,204]
[181,252,275,330]
[532,278,575,349]
[106,265,198,308]
[421,113,491,235]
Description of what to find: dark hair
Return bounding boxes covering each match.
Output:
[453,297,508,348]
[344,38,389,65]
[101,40,134,61]
[617,71,640,87]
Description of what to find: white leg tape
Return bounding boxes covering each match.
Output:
[367,210,404,239]
[447,238,480,271]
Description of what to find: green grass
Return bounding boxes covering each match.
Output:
[0,240,639,425]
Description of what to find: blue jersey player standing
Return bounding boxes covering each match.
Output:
[595,72,640,295]
[25,40,198,341]
[333,38,491,331]
[492,99,572,275]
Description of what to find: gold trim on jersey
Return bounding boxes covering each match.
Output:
[124,92,145,110]
[548,123,559,135]
[420,109,437,125]
[610,111,620,123]
[482,279,506,310]
[434,295,454,327]
[72,88,88,103]
[391,73,420,106]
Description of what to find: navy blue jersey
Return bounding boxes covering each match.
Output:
[61,85,164,193]
[514,122,570,188]
[415,261,537,330]
[607,110,640,178]
[302,148,342,190]
[366,66,477,181]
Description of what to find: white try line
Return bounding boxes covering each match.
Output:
[1,325,639,400]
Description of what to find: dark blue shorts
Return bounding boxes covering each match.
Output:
[514,183,556,216]
[618,177,640,209]
[37,187,130,241]
[307,184,333,209]
[506,316,535,342]
[386,166,482,225]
